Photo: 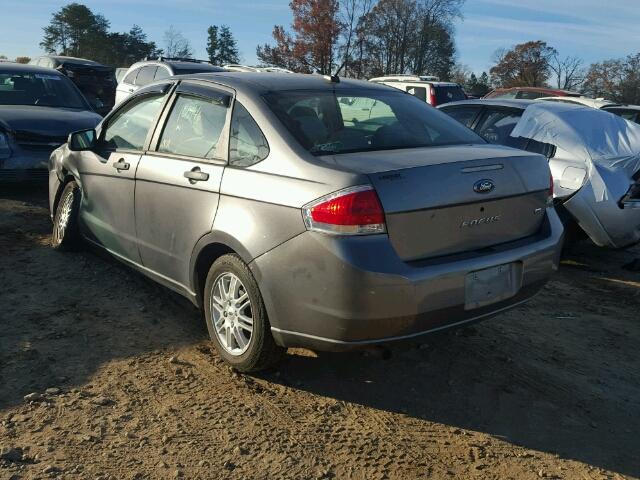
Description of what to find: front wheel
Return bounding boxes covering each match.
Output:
[203,254,285,372]
[51,181,81,250]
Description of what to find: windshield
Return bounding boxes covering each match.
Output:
[264,89,484,155]
[434,85,466,104]
[0,71,88,109]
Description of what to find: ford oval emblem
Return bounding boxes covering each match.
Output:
[474,179,495,194]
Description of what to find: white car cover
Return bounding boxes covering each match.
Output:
[510,103,640,247]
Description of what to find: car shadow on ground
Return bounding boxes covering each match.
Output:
[258,242,640,477]
[2,186,639,477]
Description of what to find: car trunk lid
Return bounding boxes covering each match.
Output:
[321,145,550,261]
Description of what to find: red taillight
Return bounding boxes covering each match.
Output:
[303,186,386,235]
[428,87,437,106]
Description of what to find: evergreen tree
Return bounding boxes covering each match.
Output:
[206,25,220,64]
[217,25,240,65]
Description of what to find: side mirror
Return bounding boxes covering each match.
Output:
[68,129,96,151]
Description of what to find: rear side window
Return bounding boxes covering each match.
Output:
[442,106,481,128]
[434,86,466,105]
[406,86,426,102]
[154,67,170,81]
[158,94,228,159]
[475,109,522,144]
[123,68,139,85]
[229,102,269,167]
[135,66,157,86]
[103,94,165,150]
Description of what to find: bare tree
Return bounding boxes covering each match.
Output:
[549,54,584,91]
[164,25,193,58]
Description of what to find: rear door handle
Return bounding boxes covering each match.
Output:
[184,167,209,184]
[113,159,130,171]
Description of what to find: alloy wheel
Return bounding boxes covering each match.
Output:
[210,272,253,356]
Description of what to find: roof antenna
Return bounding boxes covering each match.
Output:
[323,74,340,83]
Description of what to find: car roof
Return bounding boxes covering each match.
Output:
[0,63,64,75]
[438,98,536,109]
[47,56,102,66]
[133,59,224,70]
[172,72,394,95]
[603,104,640,111]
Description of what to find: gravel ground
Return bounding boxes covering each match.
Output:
[1,186,639,480]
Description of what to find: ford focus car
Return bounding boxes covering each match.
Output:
[49,73,563,371]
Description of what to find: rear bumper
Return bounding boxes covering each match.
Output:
[251,208,564,351]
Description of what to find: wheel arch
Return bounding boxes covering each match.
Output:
[52,171,80,216]
[190,232,254,309]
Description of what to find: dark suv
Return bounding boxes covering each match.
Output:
[29,56,116,115]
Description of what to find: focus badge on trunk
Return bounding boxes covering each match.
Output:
[474,179,495,194]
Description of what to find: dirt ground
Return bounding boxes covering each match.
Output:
[1,186,639,480]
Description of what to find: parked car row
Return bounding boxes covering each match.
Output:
[3,60,638,373]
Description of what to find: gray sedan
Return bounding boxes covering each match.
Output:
[49,73,563,371]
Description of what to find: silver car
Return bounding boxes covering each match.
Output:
[440,100,640,248]
[49,73,563,371]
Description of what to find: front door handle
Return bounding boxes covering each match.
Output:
[113,159,130,171]
[184,167,209,184]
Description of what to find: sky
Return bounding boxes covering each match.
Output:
[2,0,639,74]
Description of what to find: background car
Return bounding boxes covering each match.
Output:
[536,96,618,109]
[0,63,101,182]
[115,67,129,84]
[369,75,466,107]
[115,57,225,104]
[439,99,640,248]
[49,73,562,372]
[483,87,583,100]
[29,56,116,115]
[602,104,640,124]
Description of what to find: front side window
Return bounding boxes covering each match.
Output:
[103,94,165,150]
[158,94,228,159]
[264,89,484,155]
[229,102,269,167]
[475,109,522,144]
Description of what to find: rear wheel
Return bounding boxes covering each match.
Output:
[51,181,81,250]
[203,254,284,372]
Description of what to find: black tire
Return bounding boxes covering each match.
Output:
[203,254,285,372]
[51,181,81,251]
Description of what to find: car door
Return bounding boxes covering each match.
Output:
[76,86,171,263]
[134,81,231,291]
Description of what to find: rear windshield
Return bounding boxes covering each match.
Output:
[434,85,466,104]
[263,89,484,155]
[0,70,88,109]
